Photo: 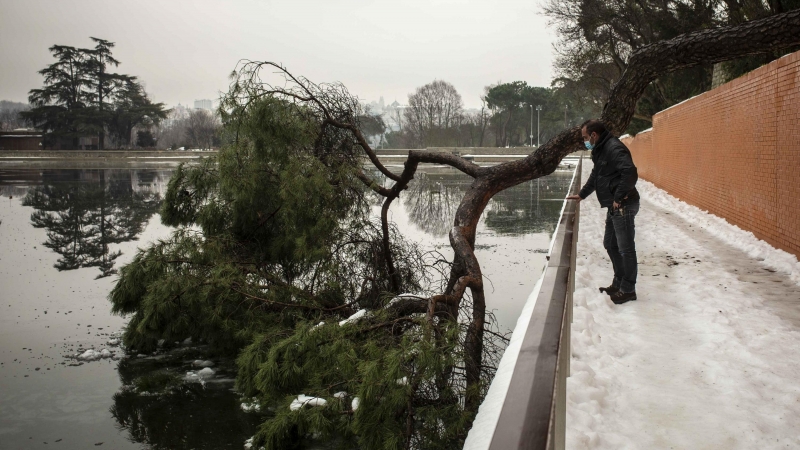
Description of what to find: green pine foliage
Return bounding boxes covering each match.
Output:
[110,90,487,448]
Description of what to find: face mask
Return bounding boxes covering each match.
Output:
[584,140,593,150]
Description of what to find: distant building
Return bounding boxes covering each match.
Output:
[382,101,406,132]
[194,99,213,111]
[0,130,43,150]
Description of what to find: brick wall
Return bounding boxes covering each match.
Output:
[621,50,800,258]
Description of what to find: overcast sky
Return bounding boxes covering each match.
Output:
[0,0,557,109]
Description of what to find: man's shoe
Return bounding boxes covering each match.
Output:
[599,285,620,295]
[610,291,637,304]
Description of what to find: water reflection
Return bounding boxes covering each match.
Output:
[110,353,262,450]
[13,169,168,278]
[484,176,574,235]
[0,164,573,449]
[403,172,465,236]
[401,169,575,237]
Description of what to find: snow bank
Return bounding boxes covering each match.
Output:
[637,180,800,285]
[566,161,800,449]
[192,359,214,367]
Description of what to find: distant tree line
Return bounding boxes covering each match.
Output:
[154,108,222,150]
[21,37,168,149]
[381,79,599,149]
[0,100,30,131]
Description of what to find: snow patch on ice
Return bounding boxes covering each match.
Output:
[197,367,215,378]
[75,348,114,361]
[241,400,261,413]
[244,436,264,450]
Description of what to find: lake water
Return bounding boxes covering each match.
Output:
[0,162,574,449]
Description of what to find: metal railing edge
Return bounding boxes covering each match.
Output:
[486,155,582,450]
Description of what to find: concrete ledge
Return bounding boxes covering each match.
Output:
[376,147,540,156]
[0,150,217,159]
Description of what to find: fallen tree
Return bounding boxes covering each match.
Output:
[111,9,800,450]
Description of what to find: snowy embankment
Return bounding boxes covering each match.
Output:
[568,161,800,449]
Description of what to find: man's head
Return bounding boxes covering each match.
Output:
[581,119,607,150]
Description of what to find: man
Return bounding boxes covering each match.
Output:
[566,119,640,304]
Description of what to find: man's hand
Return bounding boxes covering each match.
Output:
[613,201,621,210]
[566,195,582,201]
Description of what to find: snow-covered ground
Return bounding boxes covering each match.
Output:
[568,161,800,449]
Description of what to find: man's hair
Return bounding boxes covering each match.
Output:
[581,119,607,136]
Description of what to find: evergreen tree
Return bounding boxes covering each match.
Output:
[23,45,91,148]
[84,37,121,149]
[108,77,168,148]
[110,71,504,447]
[22,38,168,149]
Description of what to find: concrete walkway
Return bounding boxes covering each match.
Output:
[567,161,800,449]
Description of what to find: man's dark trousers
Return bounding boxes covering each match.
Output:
[604,201,639,293]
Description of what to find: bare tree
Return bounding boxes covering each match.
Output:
[404,80,464,148]
[185,109,220,149]
[461,99,491,147]
[0,101,30,130]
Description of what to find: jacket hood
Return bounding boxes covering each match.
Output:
[591,130,612,161]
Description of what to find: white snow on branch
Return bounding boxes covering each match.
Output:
[289,394,328,411]
[386,293,422,307]
[338,309,369,326]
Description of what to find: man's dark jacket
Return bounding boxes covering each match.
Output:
[578,131,640,207]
